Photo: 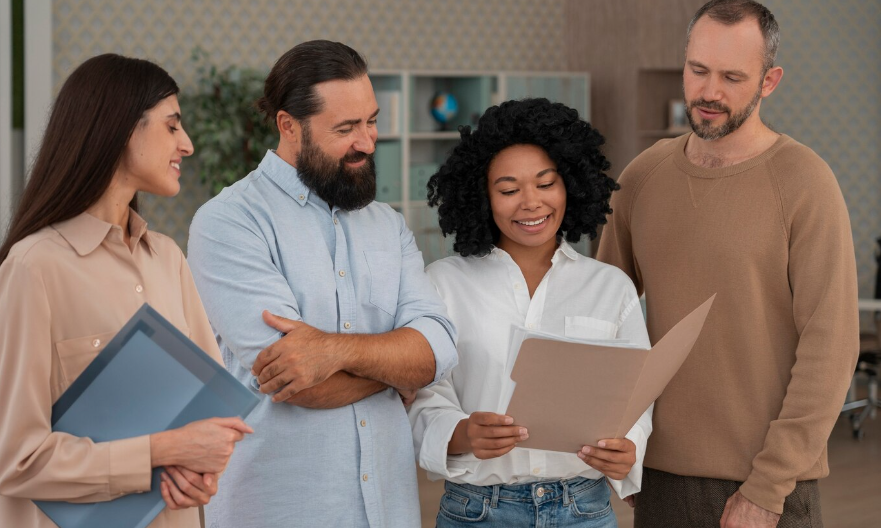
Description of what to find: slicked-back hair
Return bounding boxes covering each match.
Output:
[687,0,780,72]
[256,40,368,126]
[0,54,178,264]
[427,98,618,258]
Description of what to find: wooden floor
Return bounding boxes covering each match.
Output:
[417,413,881,527]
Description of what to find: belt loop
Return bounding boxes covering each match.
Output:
[562,479,571,505]
[491,485,500,508]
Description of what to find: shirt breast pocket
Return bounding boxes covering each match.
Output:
[564,316,619,340]
[54,330,117,393]
[364,250,401,317]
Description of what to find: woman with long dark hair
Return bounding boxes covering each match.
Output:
[409,98,653,527]
[0,54,252,528]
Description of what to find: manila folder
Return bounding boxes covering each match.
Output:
[505,295,714,453]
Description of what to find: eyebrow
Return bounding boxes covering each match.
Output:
[492,168,557,185]
[687,60,748,78]
[167,112,181,122]
[332,109,380,130]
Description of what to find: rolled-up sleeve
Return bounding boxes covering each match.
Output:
[0,259,152,502]
[393,215,458,386]
[188,200,303,372]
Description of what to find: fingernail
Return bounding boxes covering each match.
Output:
[205,475,213,486]
[519,428,527,436]
[577,452,586,459]
[598,441,606,448]
[503,416,513,425]
[583,447,591,454]
[520,433,529,440]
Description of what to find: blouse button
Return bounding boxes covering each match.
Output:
[360,419,367,427]
[344,322,352,329]
[299,194,306,201]
[135,284,144,293]
[333,218,339,225]
[339,270,346,277]
[362,474,369,481]
[92,339,101,348]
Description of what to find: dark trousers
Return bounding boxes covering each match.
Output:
[633,468,823,528]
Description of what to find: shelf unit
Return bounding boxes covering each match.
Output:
[636,68,689,151]
[370,69,591,265]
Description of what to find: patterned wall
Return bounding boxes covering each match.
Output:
[51,0,880,299]
[762,0,881,299]
[51,0,566,250]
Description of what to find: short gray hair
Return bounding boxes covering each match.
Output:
[686,0,780,72]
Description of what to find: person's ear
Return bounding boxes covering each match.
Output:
[276,111,303,144]
[761,66,783,98]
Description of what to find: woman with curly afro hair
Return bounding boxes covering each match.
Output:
[408,98,654,527]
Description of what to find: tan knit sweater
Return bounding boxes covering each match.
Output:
[597,133,859,514]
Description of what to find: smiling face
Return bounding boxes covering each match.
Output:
[295,75,379,209]
[487,144,566,255]
[117,94,193,196]
[683,16,768,141]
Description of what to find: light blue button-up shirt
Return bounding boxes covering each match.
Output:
[188,150,457,528]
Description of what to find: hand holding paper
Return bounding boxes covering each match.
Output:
[503,295,715,453]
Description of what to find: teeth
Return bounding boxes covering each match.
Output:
[171,162,180,170]
[516,216,548,226]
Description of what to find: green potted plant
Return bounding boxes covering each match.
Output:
[180,48,275,195]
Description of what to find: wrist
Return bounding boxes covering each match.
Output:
[149,430,178,468]
[334,332,362,374]
[447,418,471,455]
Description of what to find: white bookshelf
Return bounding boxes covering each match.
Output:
[370,70,591,264]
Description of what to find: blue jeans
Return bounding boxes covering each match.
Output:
[436,478,617,528]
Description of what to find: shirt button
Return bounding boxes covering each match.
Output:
[344,322,352,329]
[532,467,541,475]
[360,419,367,427]
[339,270,346,277]
[333,218,339,225]
[299,194,305,200]
[362,474,369,481]
[514,283,522,290]
[527,323,535,329]
[135,284,143,293]
[536,487,545,497]
[92,339,101,348]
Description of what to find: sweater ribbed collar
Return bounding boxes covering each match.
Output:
[672,132,792,179]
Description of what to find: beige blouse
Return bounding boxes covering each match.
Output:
[0,210,223,528]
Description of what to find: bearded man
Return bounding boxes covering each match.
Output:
[187,40,457,528]
[597,1,858,527]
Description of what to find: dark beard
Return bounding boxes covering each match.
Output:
[296,129,376,211]
[686,84,762,141]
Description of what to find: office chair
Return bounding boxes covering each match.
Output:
[843,238,881,439]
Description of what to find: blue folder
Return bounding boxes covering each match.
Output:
[35,304,259,528]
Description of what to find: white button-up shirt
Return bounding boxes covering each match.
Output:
[409,241,652,498]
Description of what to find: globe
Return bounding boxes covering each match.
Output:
[430,92,459,129]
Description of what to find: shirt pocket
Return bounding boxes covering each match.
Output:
[364,250,401,317]
[564,316,619,340]
[54,330,117,390]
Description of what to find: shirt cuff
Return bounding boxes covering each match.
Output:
[405,316,457,387]
[108,435,153,496]
[739,471,788,515]
[606,424,647,499]
[418,410,470,478]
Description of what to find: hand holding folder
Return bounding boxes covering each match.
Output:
[35,304,259,528]
[501,295,715,453]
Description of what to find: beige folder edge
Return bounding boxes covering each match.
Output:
[504,294,716,453]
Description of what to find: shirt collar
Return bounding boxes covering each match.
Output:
[53,209,155,257]
[259,149,312,207]
[489,239,580,263]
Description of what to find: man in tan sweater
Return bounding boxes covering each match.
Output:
[597,1,859,527]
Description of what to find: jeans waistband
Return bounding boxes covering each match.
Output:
[444,477,604,507]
